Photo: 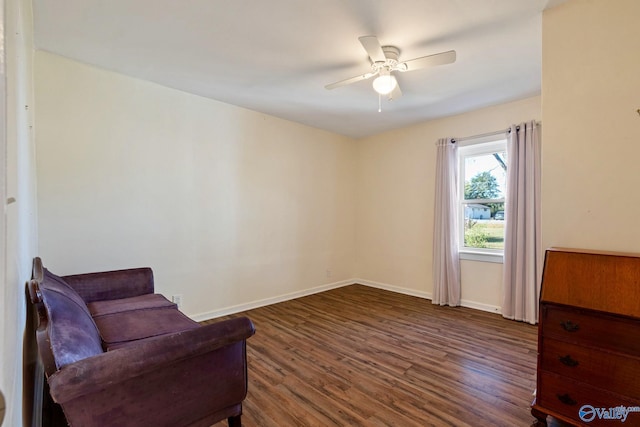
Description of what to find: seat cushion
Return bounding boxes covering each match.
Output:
[87,293,176,317]
[93,307,200,350]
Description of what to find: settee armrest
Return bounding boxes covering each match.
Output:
[63,267,155,303]
[47,316,255,404]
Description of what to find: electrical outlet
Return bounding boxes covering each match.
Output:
[172,294,183,309]
[326,269,332,278]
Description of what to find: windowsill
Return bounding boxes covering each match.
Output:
[459,251,504,264]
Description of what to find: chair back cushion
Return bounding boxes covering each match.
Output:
[39,269,104,369]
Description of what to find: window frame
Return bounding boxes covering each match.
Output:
[457,136,507,264]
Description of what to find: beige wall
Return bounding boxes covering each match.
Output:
[542,0,640,252]
[34,50,542,320]
[355,96,541,311]
[34,52,357,320]
[2,0,38,425]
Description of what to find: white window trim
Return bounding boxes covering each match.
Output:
[459,251,504,264]
[458,137,507,263]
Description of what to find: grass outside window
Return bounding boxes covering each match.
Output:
[464,219,505,250]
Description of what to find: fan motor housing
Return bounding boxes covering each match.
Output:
[381,46,400,62]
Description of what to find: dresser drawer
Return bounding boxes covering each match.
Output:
[540,337,640,396]
[542,304,640,354]
[537,372,640,426]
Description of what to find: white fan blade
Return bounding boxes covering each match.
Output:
[358,36,386,63]
[325,71,376,90]
[388,83,402,101]
[400,50,456,72]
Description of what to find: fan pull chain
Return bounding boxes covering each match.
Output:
[378,93,382,113]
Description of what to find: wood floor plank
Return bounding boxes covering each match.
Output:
[206,285,548,426]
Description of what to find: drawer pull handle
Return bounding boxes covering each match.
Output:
[560,320,580,332]
[559,355,579,367]
[557,393,577,406]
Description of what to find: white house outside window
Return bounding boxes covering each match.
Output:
[458,138,507,263]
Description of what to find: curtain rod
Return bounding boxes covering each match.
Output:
[451,121,540,144]
[451,128,510,144]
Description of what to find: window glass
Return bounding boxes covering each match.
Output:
[459,140,507,252]
[463,153,506,200]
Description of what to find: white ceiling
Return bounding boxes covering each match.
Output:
[33,0,564,139]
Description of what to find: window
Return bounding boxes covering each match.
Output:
[458,138,507,262]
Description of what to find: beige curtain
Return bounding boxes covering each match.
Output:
[502,121,541,324]
[432,138,460,306]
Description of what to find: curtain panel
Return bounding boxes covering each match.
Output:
[432,138,461,306]
[502,121,542,324]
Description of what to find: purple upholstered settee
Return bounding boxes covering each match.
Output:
[28,257,255,427]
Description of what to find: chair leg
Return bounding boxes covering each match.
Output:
[228,415,242,427]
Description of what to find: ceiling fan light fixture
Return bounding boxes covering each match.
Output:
[372,70,397,95]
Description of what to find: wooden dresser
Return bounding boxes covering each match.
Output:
[532,248,640,426]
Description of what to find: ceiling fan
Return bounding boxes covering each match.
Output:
[325,36,456,102]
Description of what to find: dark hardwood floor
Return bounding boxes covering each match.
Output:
[205,285,557,426]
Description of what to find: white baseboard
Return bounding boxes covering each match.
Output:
[191,278,502,322]
[353,278,432,300]
[459,299,502,314]
[355,279,502,314]
[190,279,353,322]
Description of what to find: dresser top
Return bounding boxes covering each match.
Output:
[541,247,640,318]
